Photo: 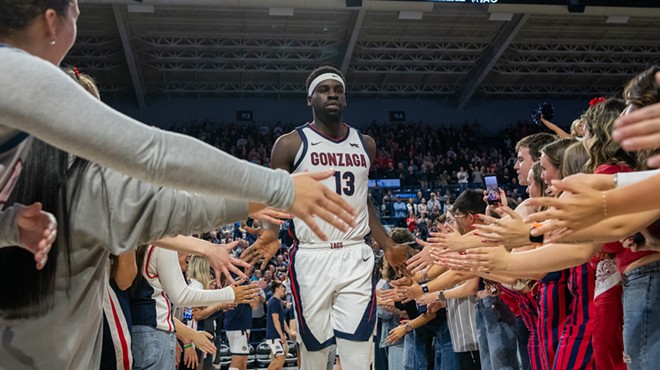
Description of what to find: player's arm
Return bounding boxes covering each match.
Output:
[240,132,301,267]
[272,312,286,340]
[283,320,291,338]
[361,135,412,277]
[270,132,301,173]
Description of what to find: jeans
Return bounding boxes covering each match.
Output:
[622,260,660,370]
[387,342,405,370]
[475,296,519,370]
[131,325,176,370]
[414,330,430,370]
[433,316,460,370]
[403,333,415,370]
[375,322,388,370]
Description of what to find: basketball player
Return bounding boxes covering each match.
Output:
[244,66,409,370]
[265,281,289,370]
[224,273,256,370]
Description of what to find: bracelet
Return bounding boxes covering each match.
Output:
[183,343,194,349]
[613,173,618,188]
[601,192,608,218]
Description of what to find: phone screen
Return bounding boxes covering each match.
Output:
[485,175,501,205]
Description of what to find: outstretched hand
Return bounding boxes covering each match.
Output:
[426,225,480,253]
[240,226,281,270]
[16,202,58,270]
[231,283,261,304]
[288,170,356,241]
[206,240,251,285]
[524,179,605,235]
[190,330,216,355]
[250,207,292,225]
[437,246,510,273]
[406,238,439,274]
[473,206,529,248]
[384,243,413,278]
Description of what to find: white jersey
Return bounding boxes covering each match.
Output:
[0,132,32,205]
[291,123,370,245]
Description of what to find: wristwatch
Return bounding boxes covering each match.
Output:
[405,323,413,333]
[421,283,429,294]
[438,291,446,302]
[529,224,544,244]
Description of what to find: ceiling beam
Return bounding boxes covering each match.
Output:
[457,13,529,109]
[339,7,366,75]
[112,4,146,108]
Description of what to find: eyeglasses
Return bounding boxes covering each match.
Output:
[445,213,468,224]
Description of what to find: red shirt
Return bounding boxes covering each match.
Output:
[596,164,657,273]
[499,288,521,317]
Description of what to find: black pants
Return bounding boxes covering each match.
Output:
[458,350,481,370]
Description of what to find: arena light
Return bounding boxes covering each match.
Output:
[606,15,629,24]
[127,4,154,13]
[489,12,514,21]
[269,7,294,16]
[399,10,424,20]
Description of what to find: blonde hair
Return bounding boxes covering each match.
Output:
[561,142,589,178]
[583,98,634,173]
[530,161,546,195]
[63,67,100,100]
[187,255,212,289]
[570,118,585,138]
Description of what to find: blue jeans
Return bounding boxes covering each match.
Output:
[414,330,429,369]
[131,325,176,370]
[433,316,460,370]
[403,333,415,370]
[387,342,405,370]
[475,296,519,370]
[623,260,660,370]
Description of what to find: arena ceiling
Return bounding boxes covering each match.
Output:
[69,0,660,108]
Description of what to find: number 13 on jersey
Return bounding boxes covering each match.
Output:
[333,171,355,196]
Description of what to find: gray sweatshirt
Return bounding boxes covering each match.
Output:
[0,45,294,212]
[0,160,249,370]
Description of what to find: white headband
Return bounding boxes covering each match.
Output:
[307,73,345,97]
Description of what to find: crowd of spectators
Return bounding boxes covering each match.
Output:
[169,118,549,227]
[174,117,557,368]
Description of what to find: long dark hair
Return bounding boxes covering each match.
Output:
[0,141,90,318]
[0,68,100,318]
[0,0,71,36]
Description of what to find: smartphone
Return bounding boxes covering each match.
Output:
[484,175,501,205]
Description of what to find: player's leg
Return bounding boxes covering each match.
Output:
[332,244,376,370]
[298,341,333,370]
[266,339,286,370]
[289,246,337,369]
[226,330,249,370]
[336,337,373,370]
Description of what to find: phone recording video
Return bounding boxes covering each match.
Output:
[485,175,501,206]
